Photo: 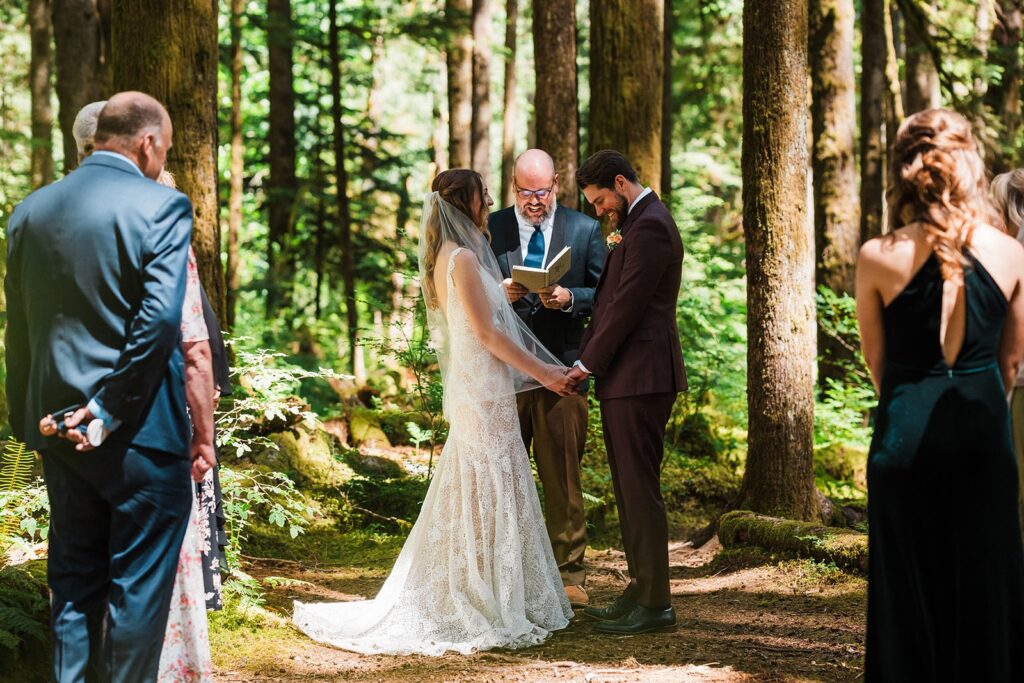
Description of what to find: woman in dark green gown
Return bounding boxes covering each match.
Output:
[856,109,1024,681]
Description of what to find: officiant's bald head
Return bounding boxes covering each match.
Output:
[512,149,558,224]
[94,91,172,180]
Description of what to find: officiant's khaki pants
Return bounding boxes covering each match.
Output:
[517,388,589,586]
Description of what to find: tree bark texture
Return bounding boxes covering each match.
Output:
[226,0,244,330]
[740,0,820,521]
[499,0,518,207]
[810,0,860,387]
[447,0,473,169]
[589,0,663,194]
[903,2,941,113]
[883,3,904,151]
[985,0,1023,172]
[534,0,580,208]
[111,0,223,319]
[51,0,109,173]
[860,0,887,242]
[661,0,675,204]
[471,0,492,182]
[265,0,298,317]
[329,0,357,372]
[30,0,54,188]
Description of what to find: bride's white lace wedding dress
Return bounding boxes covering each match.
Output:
[293,247,572,655]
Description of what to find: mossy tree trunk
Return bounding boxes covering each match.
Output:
[111,0,223,319]
[225,0,243,331]
[329,0,356,374]
[589,0,663,195]
[660,0,675,205]
[265,0,297,317]
[903,1,940,114]
[446,0,473,169]
[860,0,887,242]
[29,0,54,189]
[740,0,820,522]
[51,0,110,173]
[810,0,859,388]
[471,0,492,182]
[499,0,518,207]
[985,0,1022,173]
[534,0,580,208]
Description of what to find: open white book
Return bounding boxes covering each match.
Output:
[511,245,572,292]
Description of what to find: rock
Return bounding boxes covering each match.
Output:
[342,450,406,478]
[322,418,350,448]
[348,408,392,449]
[255,426,355,488]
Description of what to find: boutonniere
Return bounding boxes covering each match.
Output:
[606,230,622,251]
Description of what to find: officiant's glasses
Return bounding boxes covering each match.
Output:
[513,181,554,200]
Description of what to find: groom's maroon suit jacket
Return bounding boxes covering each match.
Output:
[578,192,687,400]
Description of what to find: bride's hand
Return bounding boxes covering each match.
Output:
[540,364,577,397]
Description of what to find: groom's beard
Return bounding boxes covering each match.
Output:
[604,193,629,229]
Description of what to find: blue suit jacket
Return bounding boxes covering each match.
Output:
[5,154,192,456]
[489,205,605,366]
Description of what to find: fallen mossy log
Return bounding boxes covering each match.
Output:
[718,510,868,573]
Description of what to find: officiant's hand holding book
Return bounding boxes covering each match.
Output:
[511,245,572,292]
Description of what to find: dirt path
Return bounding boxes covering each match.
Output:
[213,540,865,682]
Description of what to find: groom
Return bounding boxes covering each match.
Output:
[5,92,194,681]
[568,150,687,634]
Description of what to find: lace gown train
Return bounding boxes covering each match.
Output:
[293,248,572,655]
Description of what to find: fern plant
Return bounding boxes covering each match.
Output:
[0,439,35,547]
[0,561,48,653]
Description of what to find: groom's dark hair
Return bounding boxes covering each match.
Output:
[576,150,639,190]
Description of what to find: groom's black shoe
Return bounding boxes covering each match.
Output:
[582,593,637,622]
[593,605,676,635]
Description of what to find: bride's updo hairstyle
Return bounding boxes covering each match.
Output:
[423,168,487,309]
[886,108,998,283]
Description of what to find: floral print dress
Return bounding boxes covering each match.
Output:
[158,247,214,683]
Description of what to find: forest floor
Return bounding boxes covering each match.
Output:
[210,535,866,682]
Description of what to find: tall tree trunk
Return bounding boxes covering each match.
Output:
[534,0,580,208]
[500,0,518,207]
[903,2,941,113]
[471,0,492,181]
[111,0,223,318]
[661,0,675,204]
[861,0,886,242]
[265,0,297,318]
[447,0,473,168]
[329,0,357,373]
[51,0,109,172]
[810,0,860,389]
[30,0,54,189]
[589,0,663,195]
[226,0,244,330]
[883,4,905,150]
[986,0,1022,172]
[740,0,820,521]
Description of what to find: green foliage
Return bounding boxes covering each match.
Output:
[0,560,48,655]
[0,439,35,544]
[0,478,48,553]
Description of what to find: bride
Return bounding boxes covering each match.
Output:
[293,169,576,655]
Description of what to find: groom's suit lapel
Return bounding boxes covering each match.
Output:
[594,192,659,295]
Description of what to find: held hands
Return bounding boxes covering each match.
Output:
[502,278,529,304]
[39,406,97,452]
[538,285,571,310]
[541,364,585,397]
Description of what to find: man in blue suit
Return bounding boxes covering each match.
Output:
[5,91,195,682]
[489,149,606,608]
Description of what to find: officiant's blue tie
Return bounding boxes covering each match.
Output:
[525,225,545,268]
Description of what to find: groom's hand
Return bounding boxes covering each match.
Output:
[502,278,529,304]
[566,366,590,394]
[59,406,96,451]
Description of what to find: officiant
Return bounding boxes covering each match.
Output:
[490,149,606,607]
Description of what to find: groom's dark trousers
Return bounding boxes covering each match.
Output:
[5,153,194,682]
[578,192,686,608]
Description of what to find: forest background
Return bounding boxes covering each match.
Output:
[0,1,1020,680]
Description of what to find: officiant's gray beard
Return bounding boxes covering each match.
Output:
[516,199,557,227]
